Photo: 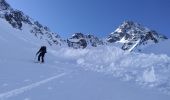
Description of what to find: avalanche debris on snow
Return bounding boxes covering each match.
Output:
[55,46,170,94]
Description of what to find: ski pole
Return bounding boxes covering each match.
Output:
[34,54,37,62]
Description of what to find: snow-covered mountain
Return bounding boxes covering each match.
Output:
[0,0,103,49]
[0,0,62,46]
[107,21,168,51]
[1,0,169,51]
[1,16,170,99]
[1,0,170,99]
[67,33,104,49]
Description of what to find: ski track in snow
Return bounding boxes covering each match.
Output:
[0,73,66,100]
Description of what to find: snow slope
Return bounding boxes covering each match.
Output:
[1,18,170,100]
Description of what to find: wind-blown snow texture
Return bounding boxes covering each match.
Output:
[55,46,170,94]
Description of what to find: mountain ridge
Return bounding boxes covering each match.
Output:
[107,21,168,51]
[0,0,168,51]
[0,0,62,46]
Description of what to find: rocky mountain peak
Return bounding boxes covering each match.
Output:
[67,33,103,49]
[0,0,11,11]
[107,21,168,51]
[0,0,62,46]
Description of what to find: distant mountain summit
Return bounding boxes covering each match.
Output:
[0,0,61,46]
[107,21,168,51]
[67,33,103,49]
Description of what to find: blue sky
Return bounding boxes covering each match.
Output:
[6,0,170,38]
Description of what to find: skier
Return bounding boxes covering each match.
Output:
[36,46,47,63]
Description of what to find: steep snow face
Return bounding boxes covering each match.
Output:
[107,21,168,51]
[67,33,103,49]
[0,0,62,46]
[0,18,49,48]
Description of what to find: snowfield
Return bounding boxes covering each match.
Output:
[1,18,170,100]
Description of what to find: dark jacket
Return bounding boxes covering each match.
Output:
[36,46,47,55]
